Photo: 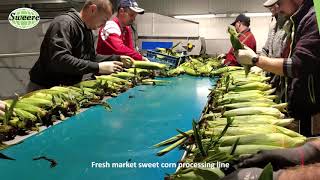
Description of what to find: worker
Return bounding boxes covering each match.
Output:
[29,0,133,90]
[261,0,290,103]
[223,140,320,180]
[0,100,5,116]
[221,14,257,66]
[96,0,149,61]
[235,0,320,137]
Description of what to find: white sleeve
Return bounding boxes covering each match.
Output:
[100,21,121,41]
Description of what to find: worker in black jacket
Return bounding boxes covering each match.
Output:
[29,0,133,90]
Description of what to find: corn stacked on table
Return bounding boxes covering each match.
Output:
[0,61,168,149]
[154,66,306,179]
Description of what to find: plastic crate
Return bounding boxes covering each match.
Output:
[146,50,187,67]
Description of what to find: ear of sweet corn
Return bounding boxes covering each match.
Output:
[207,117,294,127]
[18,98,53,108]
[219,133,305,148]
[133,61,167,70]
[218,102,276,110]
[111,72,135,80]
[207,124,303,138]
[223,107,284,118]
[217,96,275,105]
[218,145,283,155]
[14,108,38,122]
[229,82,272,92]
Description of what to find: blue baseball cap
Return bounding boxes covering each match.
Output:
[119,0,145,14]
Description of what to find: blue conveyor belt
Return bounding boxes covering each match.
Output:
[0,75,216,180]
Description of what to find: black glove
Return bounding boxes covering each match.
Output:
[238,142,320,171]
[221,168,281,180]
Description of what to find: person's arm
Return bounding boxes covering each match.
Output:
[236,47,285,76]
[0,100,6,116]
[278,163,320,180]
[45,20,99,75]
[237,140,320,171]
[256,56,284,76]
[95,54,120,63]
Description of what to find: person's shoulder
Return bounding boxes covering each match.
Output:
[52,13,74,25]
[103,20,121,35]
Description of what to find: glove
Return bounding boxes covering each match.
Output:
[98,61,123,74]
[238,141,320,171]
[235,46,257,65]
[222,168,281,180]
[142,57,150,62]
[120,55,134,68]
[0,101,6,116]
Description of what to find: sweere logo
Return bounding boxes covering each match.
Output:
[8,8,40,29]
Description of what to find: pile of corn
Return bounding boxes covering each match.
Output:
[166,56,223,77]
[0,61,168,148]
[154,66,306,179]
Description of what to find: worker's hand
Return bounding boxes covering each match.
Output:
[235,46,257,65]
[0,100,6,116]
[98,61,123,74]
[142,57,150,62]
[222,168,281,180]
[120,56,134,68]
[237,141,320,171]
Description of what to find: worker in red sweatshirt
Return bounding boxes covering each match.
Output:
[96,0,149,61]
[222,14,257,66]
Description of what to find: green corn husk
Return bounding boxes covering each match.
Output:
[271,103,288,112]
[111,72,135,79]
[153,130,193,147]
[18,98,53,108]
[9,118,27,129]
[167,66,186,76]
[211,66,244,75]
[95,75,131,86]
[223,107,284,118]
[133,61,167,70]
[14,103,47,117]
[224,88,276,97]
[206,124,304,138]
[218,145,283,155]
[219,133,305,148]
[183,67,201,76]
[27,93,53,101]
[228,26,244,50]
[228,82,272,92]
[217,102,276,110]
[126,68,151,75]
[75,80,105,89]
[207,117,294,127]
[217,95,276,105]
[156,137,187,156]
[227,26,251,77]
[14,108,38,122]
